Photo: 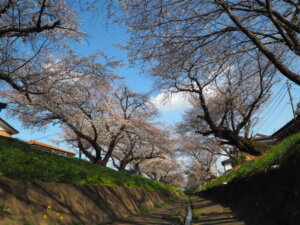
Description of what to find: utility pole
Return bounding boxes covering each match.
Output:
[287,81,296,118]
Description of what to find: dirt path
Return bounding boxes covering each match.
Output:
[111,198,187,225]
[190,196,281,225]
[111,196,282,225]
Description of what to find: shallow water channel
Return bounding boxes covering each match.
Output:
[185,201,192,225]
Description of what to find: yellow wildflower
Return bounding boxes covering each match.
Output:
[43,214,48,219]
[59,216,64,220]
[47,205,52,209]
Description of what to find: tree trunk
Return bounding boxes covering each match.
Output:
[118,161,127,171]
[238,138,262,156]
[77,138,103,163]
[218,130,262,156]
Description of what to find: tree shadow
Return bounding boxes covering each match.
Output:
[195,194,285,225]
[0,178,175,224]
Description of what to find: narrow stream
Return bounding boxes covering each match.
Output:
[184,200,192,225]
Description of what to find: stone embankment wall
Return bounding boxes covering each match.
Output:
[200,151,300,225]
[0,177,177,225]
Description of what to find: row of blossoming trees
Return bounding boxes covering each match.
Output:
[0,0,184,186]
[1,38,183,184]
[1,41,182,184]
[1,0,300,188]
[107,0,300,188]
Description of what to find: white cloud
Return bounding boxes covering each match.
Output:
[151,92,191,112]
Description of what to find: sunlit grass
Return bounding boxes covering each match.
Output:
[192,208,201,221]
[202,132,300,191]
[0,136,181,194]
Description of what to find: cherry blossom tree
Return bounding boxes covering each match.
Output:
[67,84,159,166]
[138,155,184,187]
[185,160,216,189]
[0,0,82,93]
[177,135,219,176]
[113,0,300,85]
[3,66,166,166]
[96,1,280,155]
[163,50,275,156]
[178,135,242,163]
[111,122,172,171]
[176,135,220,188]
[57,84,158,166]
[2,45,169,167]
[1,50,124,165]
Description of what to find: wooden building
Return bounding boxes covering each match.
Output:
[0,118,19,137]
[272,116,300,141]
[251,116,300,145]
[28,140,76,157]
[221,159,233,172]
[251,133,277,145]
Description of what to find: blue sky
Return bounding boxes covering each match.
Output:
[1,8,300,156]
[252,80,300,136]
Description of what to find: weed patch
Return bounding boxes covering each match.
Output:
[0,202,12,220]
[154,201,165,208]
[172,209,183,216]
[23,221,35,225]
[192,208,201,221]
[69,221,83,225]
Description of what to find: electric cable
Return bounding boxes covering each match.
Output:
[256,81,287,125]
[255,84,288,132]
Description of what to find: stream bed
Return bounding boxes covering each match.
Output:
[184,200,192,225]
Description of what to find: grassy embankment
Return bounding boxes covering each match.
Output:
[0,136,180,194]
[202,132,300,191]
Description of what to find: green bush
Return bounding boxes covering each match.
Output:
[0,136,180,194]
[202,132,300,191]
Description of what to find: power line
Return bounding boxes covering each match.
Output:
[32,133,58,141]
[270,101,289,128]
[257,87,287,131]
[255,83,288,133]
[256,81,287,125]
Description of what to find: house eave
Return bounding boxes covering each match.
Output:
[0,118,19,135]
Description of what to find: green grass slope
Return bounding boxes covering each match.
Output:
[202,132,300,191]
[0,136,180,194]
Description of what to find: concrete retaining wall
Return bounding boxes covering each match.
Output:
[200,151,300,225]
[0,177,176,224]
